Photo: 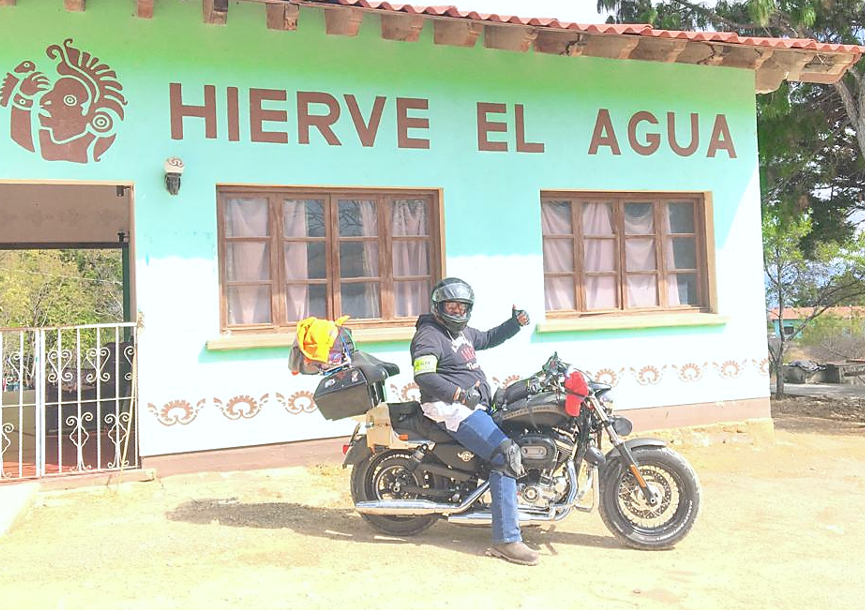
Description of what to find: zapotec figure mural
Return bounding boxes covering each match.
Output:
[0,38,126,163]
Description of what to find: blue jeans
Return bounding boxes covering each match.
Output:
[451,410,521,544]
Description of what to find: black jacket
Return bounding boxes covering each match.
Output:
[410,313,521,406]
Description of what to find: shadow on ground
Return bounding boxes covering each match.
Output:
[165,498,623,557]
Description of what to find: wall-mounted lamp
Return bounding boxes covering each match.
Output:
[164,157,185,196]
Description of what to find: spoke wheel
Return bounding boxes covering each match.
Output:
[599,447,700,550]
[351,451,439,536]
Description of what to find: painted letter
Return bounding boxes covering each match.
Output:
[587,109,620,155]
[397,97,430,149]
[667,112,699,157]
[169,83,217,140]
[627,111,660,156]
[345,94,386,147]
[477,102,507,152]
[707,114,737,158]
[515,104,544,153]
[227,87,240,142]
[297,92,342,146]
[249,89,288,144]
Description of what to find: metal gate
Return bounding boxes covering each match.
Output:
[0,323,137,481]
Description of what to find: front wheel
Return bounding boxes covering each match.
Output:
[598,447,700,550]
[350,451,439,536]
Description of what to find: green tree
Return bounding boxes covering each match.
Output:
[763,212,865,394]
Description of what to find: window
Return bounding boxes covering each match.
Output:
[218,188,441,332]
[541,193,707,315]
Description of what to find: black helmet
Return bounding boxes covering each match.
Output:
[430,277,474,334]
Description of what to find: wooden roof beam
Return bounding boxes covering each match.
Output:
[266,3,299,31]
[0,1,17,7]
[583,34,641,60]
[204,0,228,26]
[534,30,586,56]
[381,13,425,42]
[630,37,689,63]
[433,19,482,48]
[484,24,537,53]
[64,0,85,11]
[136,0,154,19]
[324,7,363,37]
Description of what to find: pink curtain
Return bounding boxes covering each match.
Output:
[541,202,575,310]
[224,197,271,325]
[583,202,617,310]
[339,200,380,318]
[392,198,429,317]
[664,201,697,306]
[283,200,310,320]
[623,203,658,307]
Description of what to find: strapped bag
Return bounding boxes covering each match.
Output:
[288,315,354,375]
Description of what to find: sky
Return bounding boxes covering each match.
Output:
[450,1,612,23]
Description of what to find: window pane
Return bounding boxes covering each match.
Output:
[340,242,379,278]
[395,280,430,317]
[626,238,656,271]
[667,202,694,233]
[339,200,377,236]
[284,242,326,280]
[225,197,269,237]
[543,239,573,272]
[393,241,429,276]
[586,276,617,310]
[542,201,572,234]
[668,273,698,305]
[669,237,696,270]
[341,282,381,319]
[624,202,653,234]
[225,243,270,281]
[584,239,615,272]
[545,276,575,310]
[284,199,325,238]
[627,275,658,307]
[286,284,326,321]
[392,199,428,236]
[227,286,272,324]
[582,202,613,235]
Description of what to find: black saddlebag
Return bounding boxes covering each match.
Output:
[314,367,376,421]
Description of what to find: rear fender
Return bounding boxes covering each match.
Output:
[342,436,372,468]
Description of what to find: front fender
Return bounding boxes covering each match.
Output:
[603,437,667,466]
[342,437,372,468]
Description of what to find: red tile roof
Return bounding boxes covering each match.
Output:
[769,306,865,321]
[307,0,865,54]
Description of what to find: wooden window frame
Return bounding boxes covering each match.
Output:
[217,186,443,333]
[542,191,709,318]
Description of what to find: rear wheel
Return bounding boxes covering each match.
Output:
[350,451,439,536]
[598,447,700,550]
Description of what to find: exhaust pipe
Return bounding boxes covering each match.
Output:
[355,479,489,516]
[355,462,588,519]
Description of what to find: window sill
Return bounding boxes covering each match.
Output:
[206,326,416,351]
[536,312,729,333]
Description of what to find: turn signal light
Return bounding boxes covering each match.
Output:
[342,444,350,455]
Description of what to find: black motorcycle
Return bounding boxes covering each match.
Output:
[310,350,700,549]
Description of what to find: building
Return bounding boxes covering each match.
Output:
[1,0,862,480]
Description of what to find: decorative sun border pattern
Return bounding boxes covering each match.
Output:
[145,356,770,427]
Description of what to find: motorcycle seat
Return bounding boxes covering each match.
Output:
[350,351,400,383]
[388,401,454,444]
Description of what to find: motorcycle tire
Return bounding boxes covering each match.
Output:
[598,446,701,550]
[350,450,439,537]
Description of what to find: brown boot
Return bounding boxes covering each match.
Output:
[486,541,540,566]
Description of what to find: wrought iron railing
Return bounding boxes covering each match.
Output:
[0,323,137,481]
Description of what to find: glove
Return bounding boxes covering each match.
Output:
[456,387,481,409]
[512,305,530,327]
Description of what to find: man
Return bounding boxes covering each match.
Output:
[410,277,538,566]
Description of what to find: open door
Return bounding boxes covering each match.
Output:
[0,182,137,481]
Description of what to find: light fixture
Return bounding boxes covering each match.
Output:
[164,157,185,195]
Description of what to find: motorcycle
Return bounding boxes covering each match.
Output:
[309,349,700,550]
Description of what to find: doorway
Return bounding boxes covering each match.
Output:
[0,182,138,481]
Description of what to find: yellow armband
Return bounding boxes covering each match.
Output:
[413,355,438,375]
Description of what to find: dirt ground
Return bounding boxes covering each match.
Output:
[1,398,864,610]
